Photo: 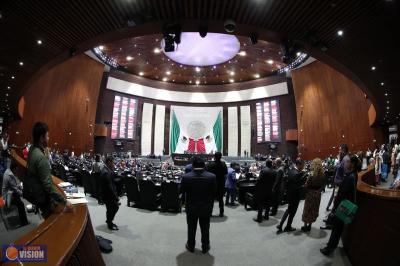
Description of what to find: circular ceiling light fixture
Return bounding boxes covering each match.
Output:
[162,32,240,66]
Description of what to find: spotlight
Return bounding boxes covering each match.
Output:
[238,51,246,56]
[224,19,236,33]
[337,30,343,36]
[371,66,376,70]
[195,80,200,85]
[254,73,260,78]
[139,72,144,76]
[249,33,258,45]
[37,40,43,45]
[195,67,201,73]
[198,24,208,38]
[267,59,274,65]
[126,56,133,61]
[162,22,182,52]
[154,47,161,54]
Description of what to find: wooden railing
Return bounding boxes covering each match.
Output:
[1,150,105,266]
[343,166,400,266]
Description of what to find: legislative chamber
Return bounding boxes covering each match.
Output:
[0,1,399,266]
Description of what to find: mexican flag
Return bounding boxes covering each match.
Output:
[170,106,222,154]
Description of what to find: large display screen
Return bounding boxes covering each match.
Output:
[111,95,138,139]
[256,99,281,143]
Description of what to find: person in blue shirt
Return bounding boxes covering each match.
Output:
[225,162,239,206]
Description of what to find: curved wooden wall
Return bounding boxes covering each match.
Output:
[343,167,400,266]
[2,150,105,266]
[8,54,104,154]
[291,61,384,160]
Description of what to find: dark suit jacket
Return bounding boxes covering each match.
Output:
[286,167,305,202]
[206,161,228,196]
[272,166,285,193]
[181,169,217,216]
[100,166,119,203]
[333,171,356,212]
[255,166,276,203]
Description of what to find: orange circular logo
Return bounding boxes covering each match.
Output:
[5,246,18,261]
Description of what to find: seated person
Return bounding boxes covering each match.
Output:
[2,160,29,226]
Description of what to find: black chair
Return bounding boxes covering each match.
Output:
[160,181,181,212]
[139,179,161,210]
[243,192,257,210]
[81,169,92,196]
[125,175,140,207]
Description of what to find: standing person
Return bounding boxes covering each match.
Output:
[325,144,350,212]
[0,133,9,166]
[253,159,276,222]
[301,158,325,232]
[381,146,390,182]
[374,153,382,186]
[24,122,73,218]
[2,160,29,226]
[92,154,104,205]
[276,159,305,233]
[100,156,119,230]
[206,152,228,217]
[320,155,358,256]
[181,156,216,254]
[271,158,285,216]
[225,162,239,206]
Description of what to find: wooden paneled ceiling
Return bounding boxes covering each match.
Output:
[98,34,287,85]
[0,0,398,124]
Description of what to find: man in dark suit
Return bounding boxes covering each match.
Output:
[253,159,276,222]
[277,159,305,233]
[271,158,285,216]
[181,156,217,254]
[320,155,358,256]
[100,156,119,230]
[206,152,228,217]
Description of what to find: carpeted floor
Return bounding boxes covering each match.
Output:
[88,187,352,266]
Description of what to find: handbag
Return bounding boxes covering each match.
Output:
[335,199,358,224]
[335,174,358,224]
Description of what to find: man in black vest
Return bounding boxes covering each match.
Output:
[181,156,217,254]
[277,159,305,233]
[100,156,119,230]
[206,152,228,217]
[253,159,276,222]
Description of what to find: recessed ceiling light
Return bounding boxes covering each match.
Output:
[380,82,384,86]
[98,45,104,50]
[19,61,24,66]
[37,39,42,45]
[267,59,274,65]
[195,67,201,72]
[162,77,168,82]
[387,101,390,103]
[238,51,246,56]
[254,73,260,78]
[11,76,15,79]
[166,71,171,75]
[337,30,343,36]
[385,93,388,96]
[126,56,133,61]
[387,106,390,109]
[296,52,301,57]
[195,80,200,85]
[138,72,144,76]
[229,71,235,76]
[229,79,234,83]
[5,94,8,97]
[154,47,161,54]
[189,80,192,84]
[7,86,10,89]
[371,66,376,70]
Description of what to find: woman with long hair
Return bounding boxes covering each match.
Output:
[301,158,325,232]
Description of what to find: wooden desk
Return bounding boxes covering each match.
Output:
[1,150,105,266]
[343,166,400,266]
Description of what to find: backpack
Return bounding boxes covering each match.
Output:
[96,235,113,253]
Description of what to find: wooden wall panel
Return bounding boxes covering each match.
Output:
[292,61,384,160]
[8,54,104,154]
